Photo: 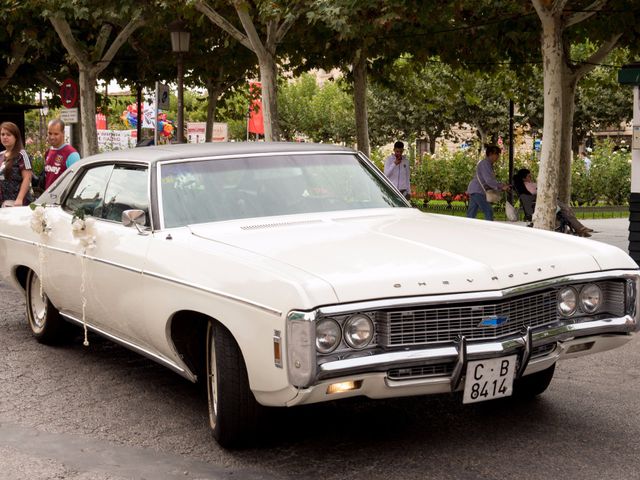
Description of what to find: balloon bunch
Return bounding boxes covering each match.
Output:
[157,113,174,138]
[120,104,175,138]
[120,104,139,129]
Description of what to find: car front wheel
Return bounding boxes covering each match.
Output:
[25,269,66,344]
[206,321,262,448]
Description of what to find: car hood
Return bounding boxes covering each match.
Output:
[188,209,636,303]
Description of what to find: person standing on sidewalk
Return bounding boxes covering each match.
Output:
[44,118,80,189]
[0,121,33,207]
[384,141,411,200]
[466,145,510,221]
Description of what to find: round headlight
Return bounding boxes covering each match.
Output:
[316,319,341,354]
[580,284,602,314]
[343,314,374,349]
[558,287,578,316]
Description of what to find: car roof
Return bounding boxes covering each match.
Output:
[78,142,356,166]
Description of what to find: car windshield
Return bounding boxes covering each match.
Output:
[159,152,407,228]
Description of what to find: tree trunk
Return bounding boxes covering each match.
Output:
[353,49,370,157]
[205,84,222,142]
[72,120,82,156]
[78,68,98,157]
[49,12,144,158]
[257,54,279,141]
[195,2,299,143]
[476,126,487,148]
[532,8,564,231]
[557,72,579,205]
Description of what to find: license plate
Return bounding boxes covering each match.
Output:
[462,355,517,404]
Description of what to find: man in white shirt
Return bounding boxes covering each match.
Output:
[384,141,411,200]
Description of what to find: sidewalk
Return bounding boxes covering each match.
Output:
[509,217,629,252]
[581,217,630,252]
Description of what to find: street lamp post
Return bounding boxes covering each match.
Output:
[618,63,640,264]
[39,93,49,153]
[169,20,190,143]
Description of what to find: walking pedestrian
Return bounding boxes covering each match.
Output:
[384,141,411,200]
[466,145,510,221]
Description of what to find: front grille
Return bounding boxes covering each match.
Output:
[386,344,558,381]
[602,282,625,317]
[388,363,454,380]
[376,290,557,347]
[375,281,625,348]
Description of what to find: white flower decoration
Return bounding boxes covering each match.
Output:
[29,204,50,236]
[72,216,97,249]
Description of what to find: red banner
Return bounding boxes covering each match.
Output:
[248,82,264,135]
[95,113,107,130]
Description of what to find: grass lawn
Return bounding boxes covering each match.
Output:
[414,200,628,221]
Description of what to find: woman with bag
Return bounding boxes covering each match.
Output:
[466,145,510,221]
[0,122,33,207]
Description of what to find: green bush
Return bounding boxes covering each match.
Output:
[412,149,539,206]
[369,148,386,171]
[25,144,44,176]
[571,153,597,206]
[408,141,630,209]
[569,140,631,206]
[585,140,630,205]
[411,150,478,205]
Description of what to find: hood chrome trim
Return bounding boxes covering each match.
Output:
[313,270,639,315]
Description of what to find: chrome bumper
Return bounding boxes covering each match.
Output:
[284,315,636,407]
[317,315,636,380]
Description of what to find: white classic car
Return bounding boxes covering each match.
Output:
[0,143,638,447]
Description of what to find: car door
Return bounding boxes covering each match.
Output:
[41,164,113,320]
[80,164,153,346]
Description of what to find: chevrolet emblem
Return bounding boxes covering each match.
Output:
[478,316,509,327]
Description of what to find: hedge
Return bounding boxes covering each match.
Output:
[406,140,630,207]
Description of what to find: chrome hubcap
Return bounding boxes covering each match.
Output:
[29,274,47,330]
[209,334,219,427]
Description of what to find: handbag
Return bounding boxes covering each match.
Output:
[477,172,502,203]
[485,189,501,203]
[505,200,518,221]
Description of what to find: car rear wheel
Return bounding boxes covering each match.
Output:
[206,321,262,448]
[514,364,555,398]
[25,269,66,344]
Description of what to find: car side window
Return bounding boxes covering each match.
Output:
[96,166,149,224]
[63,165,112,217]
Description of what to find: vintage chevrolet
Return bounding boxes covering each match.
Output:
[0,142,637,447]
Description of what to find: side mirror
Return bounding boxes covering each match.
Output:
[122,209,147,234]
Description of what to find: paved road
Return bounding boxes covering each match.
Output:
[1,219,638,479]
